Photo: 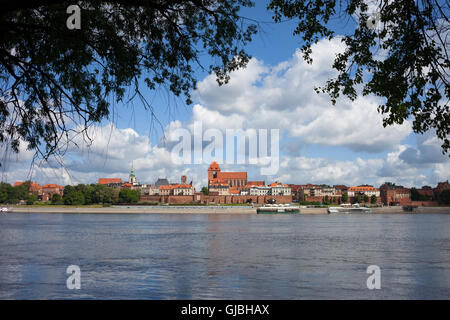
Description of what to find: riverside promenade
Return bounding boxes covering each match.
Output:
[11,205,257,214]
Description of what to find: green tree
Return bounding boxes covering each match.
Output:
[26,194,38,205]
[0,1,257,163]
[13,182,30,200]
[90,184,103,204]
[355,194,362,204]
[99,185,116,204]
[70,191,85,205]
[411,187,433,201]
[341,192,348,203]
[439,189,450,205]
[0,182,32,204]
[0,182,13,203]
[76,184,94,204]
[201,187,209,195]
[410,187,421,201]
[62,185,74,203]
[370,195,377,204]
[363,194,369,203]
[268,0,450,154]
[119,189,140,204]
[63,186,85,205]
[51,193,63,205]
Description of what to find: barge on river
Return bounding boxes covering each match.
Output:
[257,204,300,214]
[327,204,371,214]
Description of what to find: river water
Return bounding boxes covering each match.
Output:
[0,212,449,299]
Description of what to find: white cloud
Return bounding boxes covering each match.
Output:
[1,122,446,189]
[432,162,450,183]
[193,38,412,153]
[399,131,448,165]
[1,123,201,187]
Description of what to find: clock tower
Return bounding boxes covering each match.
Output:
[208,161,220,186]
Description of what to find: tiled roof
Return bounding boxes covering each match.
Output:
[208,161,220,170]
[435,180,450,191]
[42,184,63,189]
[243,184,269,189]
[218,172,247,179]
[172,184,192,189]
[13,181,42,189]
[98,178,122,185]
[248,181,265,186]
[348,186,379,192]
[269,182,289,187]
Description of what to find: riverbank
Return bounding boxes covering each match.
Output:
[8,205,450,214]
[10,205,257,214]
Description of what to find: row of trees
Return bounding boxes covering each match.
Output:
[59,185,140,205]
[410,188,433,201]
[410,188,450,205]
[438,190,450,205]
[0,182,141,205]
[0,182,35,204]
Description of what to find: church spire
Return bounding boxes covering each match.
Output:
[129,162,137,185]
[130,162,135,177]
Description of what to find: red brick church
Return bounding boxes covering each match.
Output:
[208,161,247,189]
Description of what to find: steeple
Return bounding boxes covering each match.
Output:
[129,163,137,185]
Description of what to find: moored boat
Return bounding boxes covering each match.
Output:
[257,204,300,214]
[1,206,11,213]
[403,205,418,212]
[328,204,371,214]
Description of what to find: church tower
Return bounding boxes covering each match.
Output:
[129,164,138,185]
[208,161,220,186]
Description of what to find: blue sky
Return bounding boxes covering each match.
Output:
[2,0,449,189]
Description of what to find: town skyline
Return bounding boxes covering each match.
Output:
[7,164,448,190]
[8,161,450,207]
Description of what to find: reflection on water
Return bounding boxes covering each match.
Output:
[0,213,450,299]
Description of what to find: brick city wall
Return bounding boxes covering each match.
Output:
[410,201,439,207]
[140,194,292,205]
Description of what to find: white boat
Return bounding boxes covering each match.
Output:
[257,204,300,214]
[1,206,10,213]
[328,204,371,214]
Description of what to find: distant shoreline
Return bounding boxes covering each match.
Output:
[7,205,450,215]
